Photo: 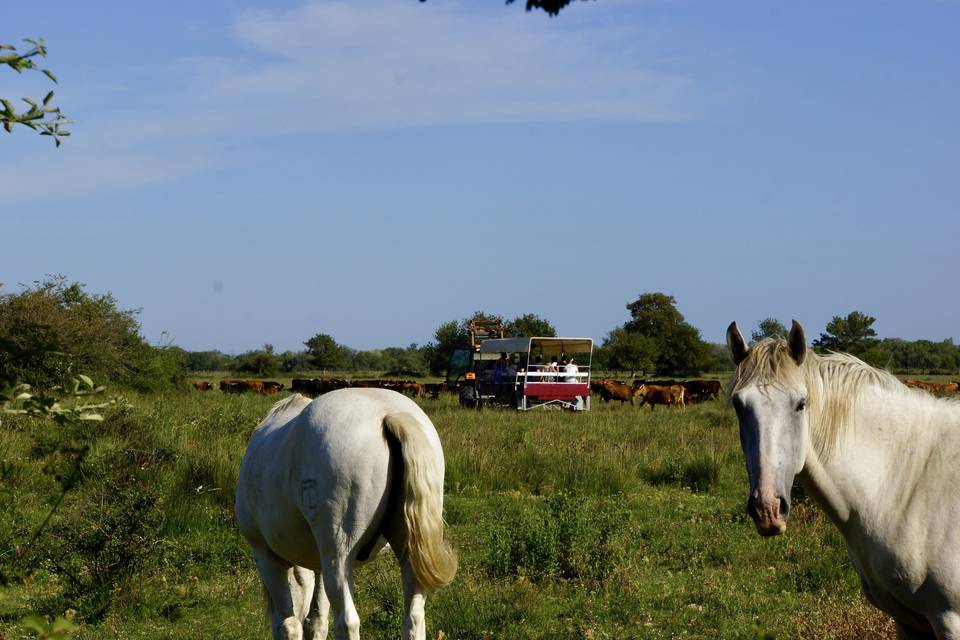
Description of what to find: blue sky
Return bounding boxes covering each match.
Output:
[2,1,958,353]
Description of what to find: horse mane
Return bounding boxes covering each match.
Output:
[258,393,312,427]
[730,338,910,459]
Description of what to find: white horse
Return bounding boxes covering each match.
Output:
[235,388,457,640]
[727,320,960,639]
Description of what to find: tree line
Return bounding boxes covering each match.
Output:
[3,278,958,391]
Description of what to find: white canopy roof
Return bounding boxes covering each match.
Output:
[478,337,593,357]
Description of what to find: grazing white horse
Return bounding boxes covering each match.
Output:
[727,320,960,639]
[235,388,457,640]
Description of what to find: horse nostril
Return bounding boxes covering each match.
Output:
[779,496,790,519]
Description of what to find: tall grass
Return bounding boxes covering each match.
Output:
[0,390,895,639]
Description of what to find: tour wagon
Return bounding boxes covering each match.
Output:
[449,334,593,411]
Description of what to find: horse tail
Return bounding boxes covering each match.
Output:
[382,412,458,591]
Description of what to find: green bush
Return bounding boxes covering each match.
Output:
[0,277,187,391]
[643,452,719,493]
[482,493,629,585]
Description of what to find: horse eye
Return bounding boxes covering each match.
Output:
[796,399,806,412]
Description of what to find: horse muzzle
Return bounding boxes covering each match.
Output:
[747,494,789,537]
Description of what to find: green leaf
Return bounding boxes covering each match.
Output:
[78,374,94,389]
[50,617,79,633]
[21,614,48,633]
[79,413,104,421]
[43,91,54,106]
[41,69,57,83]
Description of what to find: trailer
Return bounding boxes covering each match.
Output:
[450,336,593,411]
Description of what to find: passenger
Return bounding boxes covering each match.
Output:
[546,355,559,381]
[494,352,509,384]
[563,356,583,409]
[527,354,544,383]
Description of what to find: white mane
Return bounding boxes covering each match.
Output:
[730,338,936,458]
[257,393,312,427]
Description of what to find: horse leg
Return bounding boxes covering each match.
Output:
[320,557,360,640]
[303,570,330,640]
[253,548,303,640]
[400,558,428,640]
[931,611,960,640]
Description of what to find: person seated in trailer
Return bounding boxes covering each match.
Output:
[563,356,579,383]
[527,354,544,382]
[546,355,559,381]
[494,352,509,383]
[506,355,519,380]
[563,355,584,409]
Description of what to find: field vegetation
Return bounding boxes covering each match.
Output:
[0,385,913,639]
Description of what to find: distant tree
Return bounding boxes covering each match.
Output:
[423,311,504,376]
[380,344,425,374]
[1,38,70,146]
[186,350,233,371]
[603,328,658,376]
[621,292,712,375]
[750,318,788,344]
[304,333,346,371]
[812,311,878,355]
[278,350,311,373]
[234,344,279,377]
[504,313,556,338]
[423,320,470,376]
[706,342,736,372]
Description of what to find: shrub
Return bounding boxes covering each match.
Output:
[0,277,187,391]
[482,493,629,585]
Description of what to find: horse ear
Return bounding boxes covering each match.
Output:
[788,320,807,365]
[726,322,749,365]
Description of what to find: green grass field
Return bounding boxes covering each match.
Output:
[0,385,907,639]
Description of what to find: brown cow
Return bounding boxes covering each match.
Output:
[595,379,636,405]
[634,383,685,410]
[261,381,285,395]
[192,380,213,391]
[423,383,445,400]
[683,379,722,403]
[220,379,264,394]
[904,379,938,393]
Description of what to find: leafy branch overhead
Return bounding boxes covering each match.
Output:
[419,0,593,17]
[0,38,71,146]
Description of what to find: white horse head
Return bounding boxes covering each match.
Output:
[726,320,809,536]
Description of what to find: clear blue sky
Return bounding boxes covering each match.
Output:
[3,1,958,353]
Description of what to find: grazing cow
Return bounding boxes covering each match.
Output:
[424,383,445,400]
[261,381,285,395]
[595,379,636,405]
[683,379,722,403]
[397,381,425,398]
[220,379,265,394]
[903,379,958,395]
[291,378,313,395]
[634,383,685,410]
[192,381,213,391]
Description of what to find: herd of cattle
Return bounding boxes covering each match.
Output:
[192,376,959,406]
[590,379,722,409]
[193,378,442,399]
